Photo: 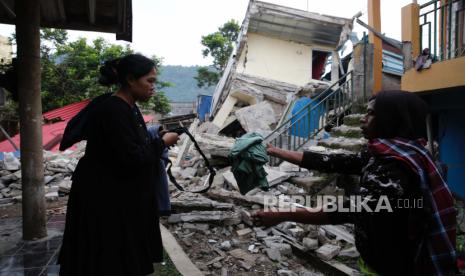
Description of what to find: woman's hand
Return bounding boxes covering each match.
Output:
[252,211,284,228]
[162,132,180,147]
[266,143,277,156]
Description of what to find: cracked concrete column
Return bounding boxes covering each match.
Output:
[16,0,47,240]
[331,51,340,89]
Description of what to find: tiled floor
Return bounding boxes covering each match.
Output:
[0,215,65,276]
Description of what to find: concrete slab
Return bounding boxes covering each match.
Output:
[160,223,204,276]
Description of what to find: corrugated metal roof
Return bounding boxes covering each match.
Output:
[43,99,90,122]
[247,1,352,48]
[1,100,154,152]
[382,50,404,76]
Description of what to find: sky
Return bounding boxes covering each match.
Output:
[0,0,415,66]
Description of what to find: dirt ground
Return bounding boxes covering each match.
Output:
[0,196,69,219]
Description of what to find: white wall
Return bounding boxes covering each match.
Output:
[237,33,324,86]
[0,35,12,64]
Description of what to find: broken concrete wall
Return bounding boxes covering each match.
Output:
[210,0,353,120]
[212,73,299,131]
[234,101,276,136]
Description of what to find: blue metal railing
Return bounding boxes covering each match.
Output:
[264,71,354,166]
[419,0,465,61]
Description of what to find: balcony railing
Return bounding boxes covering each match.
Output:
[419,0,465,61]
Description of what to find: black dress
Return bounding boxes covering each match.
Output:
[58,96,163,276]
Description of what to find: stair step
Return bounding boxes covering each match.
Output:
[317,137,366,152]
[331,125,363,139]
[342,114,364,127]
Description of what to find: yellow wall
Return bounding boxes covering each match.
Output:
[237,33,329,86]
[401,56,465,92]
[401,3,420,58]
[368,0,383,94]
[0,35,12,64]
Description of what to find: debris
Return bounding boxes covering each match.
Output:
[248,244,259,253]
[167,211,241,225]
[302,238,319,251]
[179,167,197,179]
[338,246,360,258]
[236,228,253,237]
[228,248,257,263]
[194,133,235,158]
[265,248,282,262]
[287,226,305,240]
[315,244,341,261]
[58,178,72,193]
[239,260,253,270]
[220,241,232,251]
[321,225,355,244]
[174,119,200,167]
[277,269,298,276]
[235,101,276,135]
[2,152,20,171]
[239,209,253,226]
[223,167,291,193]
[254,227,269,239]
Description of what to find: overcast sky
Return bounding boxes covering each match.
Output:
[0,0,415,66]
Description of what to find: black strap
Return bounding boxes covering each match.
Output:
[165,127,216,193]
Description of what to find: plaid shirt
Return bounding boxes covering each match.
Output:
[368,138,456,275]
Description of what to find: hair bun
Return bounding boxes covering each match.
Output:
[98,59,120,86]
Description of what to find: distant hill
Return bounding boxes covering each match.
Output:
[158,65,216,102]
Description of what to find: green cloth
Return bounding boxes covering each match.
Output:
[229,132,269,195]
[358,258,380,276]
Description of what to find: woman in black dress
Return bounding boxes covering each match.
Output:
[58,54,179,276]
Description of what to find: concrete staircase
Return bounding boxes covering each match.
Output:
[289,113,365,196]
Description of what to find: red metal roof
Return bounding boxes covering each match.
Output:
[0,111,154,153]
[43,99,90,122]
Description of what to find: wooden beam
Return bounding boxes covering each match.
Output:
[117,0,125,25]
[88,0,96,24]
[356,18,402,50]
[0,0,15,19]
[16,0,47,241]
[368,0,382,94]
[56,0,66,21]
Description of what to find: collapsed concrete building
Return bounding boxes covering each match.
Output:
[209,0,354,138]
[0,2,381,275]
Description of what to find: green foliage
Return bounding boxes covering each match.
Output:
[39,35,135,111]
[0,101,18,121]
[152,91,171,115]
[196,19,240,88]
[194,66,220,88]
[5,28,176,116]
[8,28,176,113]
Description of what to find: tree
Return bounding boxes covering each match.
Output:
[195,19,240,88]
[6,29,173,114]
[152,92,171,115]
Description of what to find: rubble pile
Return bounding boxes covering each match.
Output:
[0,102,365,275]
[0,142,85,207]
[162,115,363,275]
